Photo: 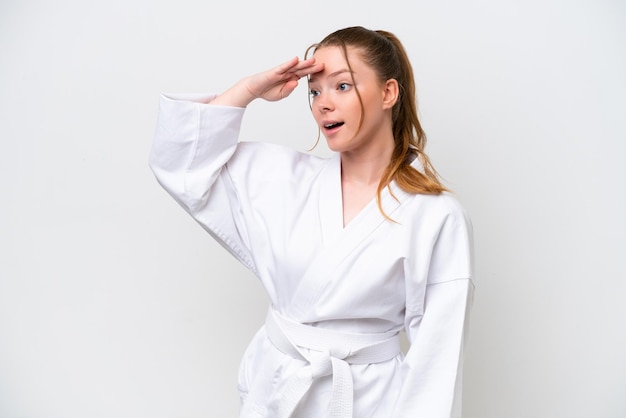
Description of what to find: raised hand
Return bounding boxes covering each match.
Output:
[211,57,324,108]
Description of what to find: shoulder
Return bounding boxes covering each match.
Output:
[406,192,471,225]
[437,192,471,225]
[399,191,473,251]
[405,193,474,282]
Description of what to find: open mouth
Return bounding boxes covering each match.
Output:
[323,122,344,130]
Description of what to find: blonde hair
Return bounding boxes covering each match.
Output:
[306,26,447,219]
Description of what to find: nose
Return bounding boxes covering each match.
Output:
[317,92,333,113]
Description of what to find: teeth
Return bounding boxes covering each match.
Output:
[324,122,342,129]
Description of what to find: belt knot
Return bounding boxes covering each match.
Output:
[264,308,401,418]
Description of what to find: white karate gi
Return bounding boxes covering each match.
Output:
[150,93,474,418]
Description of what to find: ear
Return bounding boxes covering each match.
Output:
[381,79,399,110]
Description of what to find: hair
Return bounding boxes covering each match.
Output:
[305,26,447,219]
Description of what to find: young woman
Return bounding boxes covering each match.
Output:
[150,26,474,418]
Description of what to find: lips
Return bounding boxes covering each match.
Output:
[323,121,344,130]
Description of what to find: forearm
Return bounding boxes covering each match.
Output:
[210,77,256,108]
[393,279,474,417]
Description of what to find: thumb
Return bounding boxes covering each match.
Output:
[279,79,300,99]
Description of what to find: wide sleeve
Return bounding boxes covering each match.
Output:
[392,201,475,417]
[149,93,256,271]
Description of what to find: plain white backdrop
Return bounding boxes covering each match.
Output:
[1,0,625,417]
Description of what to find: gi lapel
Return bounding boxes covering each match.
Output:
[317,153,343,247]
[286,155,415,320]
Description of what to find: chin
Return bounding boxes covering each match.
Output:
[325,143,344,153]
[324,138,346,153]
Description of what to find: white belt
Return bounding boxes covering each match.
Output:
[264,309,401,418]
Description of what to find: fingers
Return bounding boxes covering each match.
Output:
[276,57,324,79]
[274,56,301,74]
[277,79,299,100]
[249,56,325,102]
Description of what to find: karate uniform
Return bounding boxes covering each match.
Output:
[149,93,475,418]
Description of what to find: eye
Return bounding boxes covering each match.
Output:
[338,82,351,91]
[309,89,320,98]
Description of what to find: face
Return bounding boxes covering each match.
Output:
[308,46,394,155]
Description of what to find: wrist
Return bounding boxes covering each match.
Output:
[212,79,256,108]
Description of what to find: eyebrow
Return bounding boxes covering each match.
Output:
[309,68,352,83]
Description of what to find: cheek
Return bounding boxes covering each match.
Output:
[310,108,322,124]
[362,95,384,119]
[308,102,318,116]
[343,96,363,117]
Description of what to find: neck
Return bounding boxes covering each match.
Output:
[340,141,394,186]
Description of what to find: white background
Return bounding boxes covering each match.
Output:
[1,0,625,417]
